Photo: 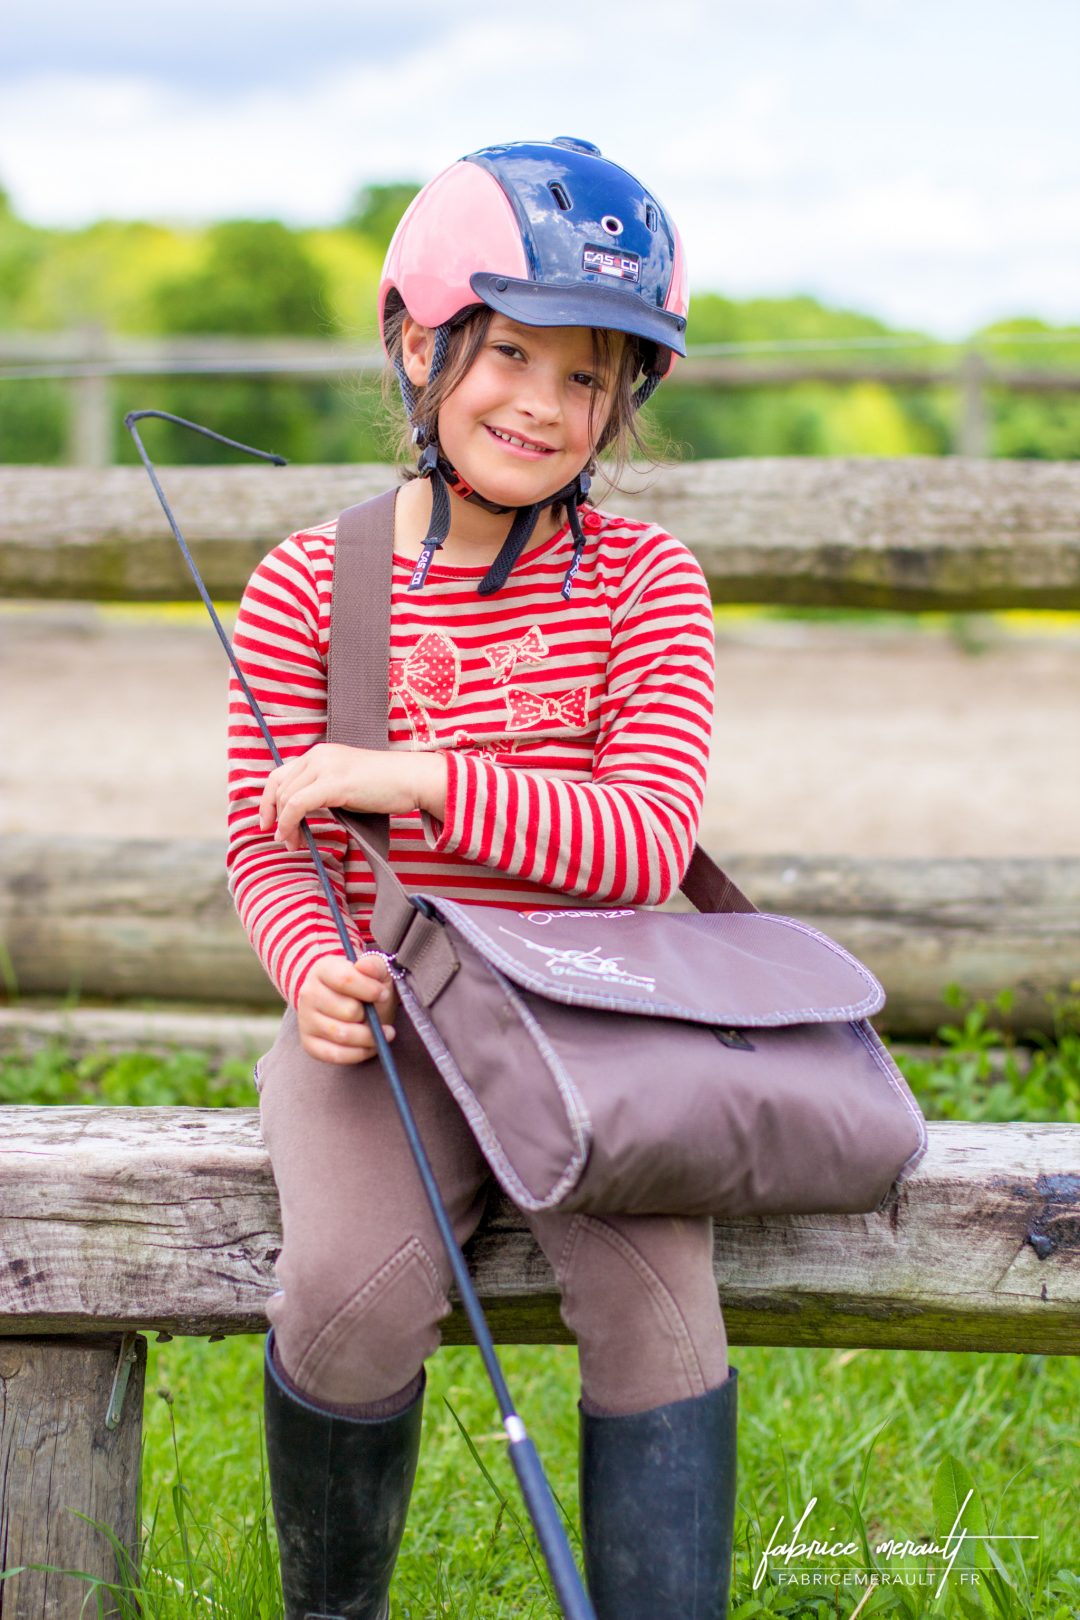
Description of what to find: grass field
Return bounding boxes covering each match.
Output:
[2,990,1078,1618]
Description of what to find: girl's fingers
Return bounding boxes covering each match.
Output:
[306,981,391,1022]
[275,777,339,843]
[300,1025,397,1066]
[307,1012,373,1047]
[297,959,398,1059]
[315,956,395,1004]
[260,770,287,831]
[258,771,279,830]
[259,758,313,831]
[356,951,393,984]
[305,986,370,1023]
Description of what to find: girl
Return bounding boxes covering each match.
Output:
[228,136,737,1620]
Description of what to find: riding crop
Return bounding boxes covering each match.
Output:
[124,409,597,1620]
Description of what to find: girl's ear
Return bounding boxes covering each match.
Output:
[401,315,435,387]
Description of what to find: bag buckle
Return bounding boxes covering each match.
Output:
[711,1026,756,1052]
[395,899,459,1006]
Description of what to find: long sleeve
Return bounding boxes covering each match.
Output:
[226,527,365,1004]
[421,529,715,906]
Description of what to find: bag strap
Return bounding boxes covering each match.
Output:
[681,844,757,914]
[326,490,419,952]
[328,488,396,757]
[326,490,756,952]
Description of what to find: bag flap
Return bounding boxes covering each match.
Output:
[422,899,885,1026]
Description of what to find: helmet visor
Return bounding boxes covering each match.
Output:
[470,272,686,371]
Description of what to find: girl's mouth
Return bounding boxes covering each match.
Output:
[485,425,556,458]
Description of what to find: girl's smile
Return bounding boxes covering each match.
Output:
[483,424,557,457]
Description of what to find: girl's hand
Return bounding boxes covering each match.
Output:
[260,744,445,850]
[296,953,399,1065]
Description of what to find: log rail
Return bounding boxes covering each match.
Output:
[4,839,1078,1037]
[1,1109,1077,1354]
[3,458,1080,609]
[1,1108,1077,1614]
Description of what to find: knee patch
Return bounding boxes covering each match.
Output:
[556,1215,726,1411]
[272,1235,450,1407]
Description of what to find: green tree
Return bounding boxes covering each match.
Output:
[343,182,420,252]
[974,317,1080,460]
[137,221,339,462]
[153,219,336,335]
[15,219,201,334]
[650,292,954,458]
[0,183,50,331]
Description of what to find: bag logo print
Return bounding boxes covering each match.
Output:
[499,927,657,991]
[520,909,635,926]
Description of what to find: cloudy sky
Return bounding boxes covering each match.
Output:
[3,0,1079,338]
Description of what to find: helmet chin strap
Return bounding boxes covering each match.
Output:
[394,321,654,599]
[476,463,592,600]
[407,444,592,599]
[433,452,514,514]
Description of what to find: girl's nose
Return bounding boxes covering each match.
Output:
[516,366,562,423]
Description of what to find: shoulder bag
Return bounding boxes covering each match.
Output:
[324,491,929,1218]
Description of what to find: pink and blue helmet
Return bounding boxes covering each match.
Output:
[379,137,689,597]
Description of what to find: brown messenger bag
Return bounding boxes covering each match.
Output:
[324,490,929,1218]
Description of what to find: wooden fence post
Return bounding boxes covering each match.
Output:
[957,348,990,456]
[69,327,110,470]
[0,1334,145,1619]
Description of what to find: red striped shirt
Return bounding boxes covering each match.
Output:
[226,503,716,1004]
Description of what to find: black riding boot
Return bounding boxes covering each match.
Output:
[263,1331,424,1620]
[579,1367,738,1620]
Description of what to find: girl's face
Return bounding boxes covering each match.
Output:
[401,313,618,509]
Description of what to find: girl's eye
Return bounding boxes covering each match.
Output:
[572,372,602,390]
[494,343,524,360]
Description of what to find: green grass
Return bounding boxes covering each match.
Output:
[897,987,1080,1125]
[2,990,1079,1618]
[0,1041,260,1107]
[28,1337,1078,1618]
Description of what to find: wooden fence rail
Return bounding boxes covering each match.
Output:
[3,839,1076,1037]
[1,1107,1074,1615]
[3,329,1079,462]
[7,329,1079,391]
[3,458,1080,608]
[2,1109,1076,1352]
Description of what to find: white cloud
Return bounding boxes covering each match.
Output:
[2,0,1079,337]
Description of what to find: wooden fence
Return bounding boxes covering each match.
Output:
[3,456,1080,608]
[4,329,1080,463]
[2,455,1078,1615]
[2,840,1078,1038]
[2,1109,1076,1353]
[0,1106,1076,1615]
[2,457,1080,1036]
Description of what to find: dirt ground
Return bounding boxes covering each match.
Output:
[3,605,1078,858]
